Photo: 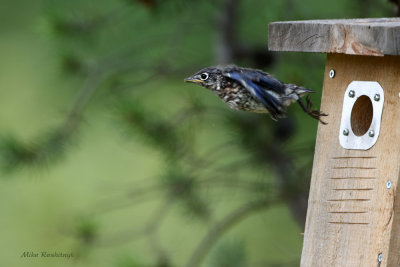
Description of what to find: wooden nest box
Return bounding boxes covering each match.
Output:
[269,18,400,267]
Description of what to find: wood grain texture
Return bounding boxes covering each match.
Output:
[301,54,400,267]
[268,18,400,56]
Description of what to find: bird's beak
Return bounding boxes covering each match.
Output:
[184,77,204,84]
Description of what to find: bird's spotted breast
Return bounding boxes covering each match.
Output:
[213,84,267,112]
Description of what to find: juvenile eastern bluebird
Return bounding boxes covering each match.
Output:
[184,66,327,124]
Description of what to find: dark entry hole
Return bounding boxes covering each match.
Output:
[351,95,373,136]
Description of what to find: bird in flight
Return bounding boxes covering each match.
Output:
[185,65,327,124]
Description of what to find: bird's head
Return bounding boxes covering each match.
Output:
[184,67,223,90]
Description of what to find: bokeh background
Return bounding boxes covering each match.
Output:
[0,0,396,266]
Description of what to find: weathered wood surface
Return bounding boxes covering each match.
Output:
[301,53,400,266]
[269,18,400,56]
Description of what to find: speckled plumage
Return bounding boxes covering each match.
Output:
[185,65,327,123]
[212,78,265,112]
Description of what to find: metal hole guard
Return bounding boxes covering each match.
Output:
[339,81,384,150]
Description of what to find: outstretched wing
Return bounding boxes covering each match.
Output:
[223,67,286,120]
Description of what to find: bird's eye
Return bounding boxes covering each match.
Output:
[200,73,209,80]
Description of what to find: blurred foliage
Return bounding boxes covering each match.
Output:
[0,129,71,172]
[207,240,246,267]
[0,0,396,266]
[76,217,99,245]
[116,254,144,267]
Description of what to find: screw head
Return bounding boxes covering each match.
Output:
[348,90,355,98]
[374,94,380,101]
[387,181,392,189]
[343,128,349,136]
[378,253,383,262]
[369,130,375,137]
[329,69,335,78]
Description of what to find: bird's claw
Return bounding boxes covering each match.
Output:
[305,96,328,124]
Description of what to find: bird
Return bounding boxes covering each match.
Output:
[184,65,327,124]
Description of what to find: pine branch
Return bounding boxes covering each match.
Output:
[61,69,104,136]
[93,200,172,248]
[185,198,277,267]
[89,183,165,215]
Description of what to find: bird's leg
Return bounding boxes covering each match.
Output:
[297,96,328,124]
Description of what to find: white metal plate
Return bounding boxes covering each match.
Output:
[339,81,384,150]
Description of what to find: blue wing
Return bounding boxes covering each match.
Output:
[223,67,286,119]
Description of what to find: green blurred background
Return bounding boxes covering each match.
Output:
[0,0,395,266]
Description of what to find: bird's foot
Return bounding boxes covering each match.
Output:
[305,96,328,124]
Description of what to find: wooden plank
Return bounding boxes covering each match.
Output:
[301,54,400,266]
[268,18,400,56]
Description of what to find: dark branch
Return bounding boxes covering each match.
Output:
[185,198,277,267]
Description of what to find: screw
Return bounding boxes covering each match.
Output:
[378,253,383,262]
[369,130,375,137]
[348,90,355,98]
[343,128,349,136]
[374,94,380,101]
[387,181,392,189]
[329,69,335,78]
